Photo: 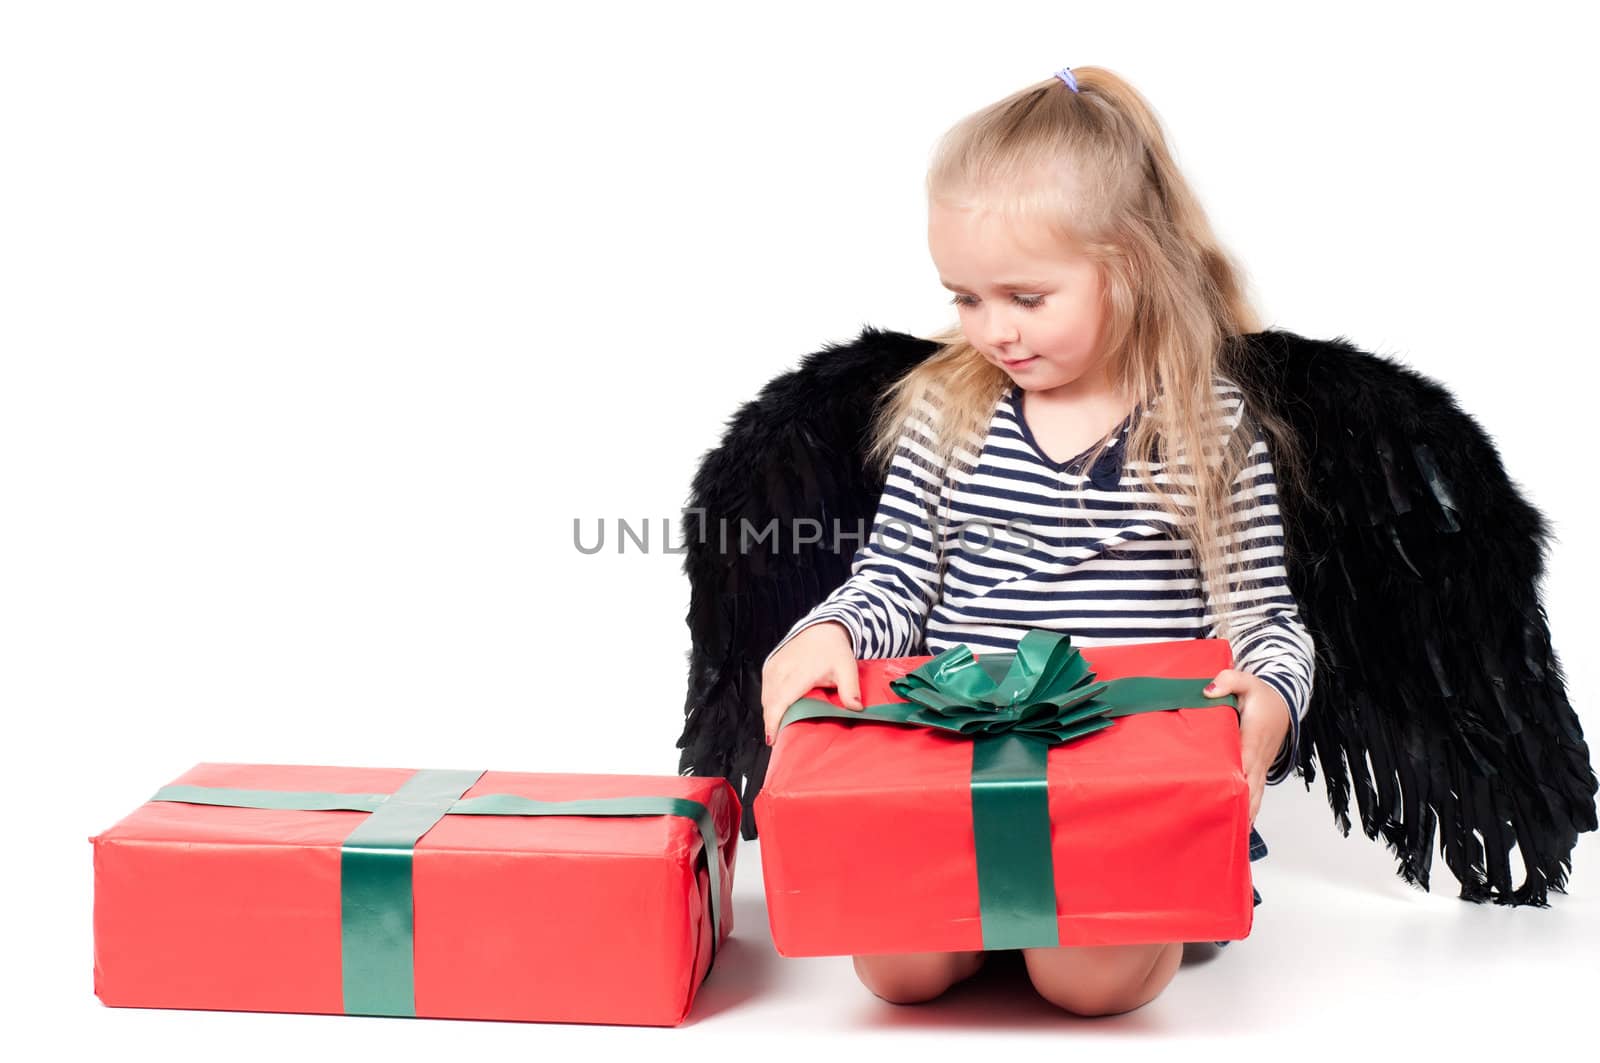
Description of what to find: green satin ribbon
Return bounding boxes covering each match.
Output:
[775,629,1237,950]
[150,771,726,1017]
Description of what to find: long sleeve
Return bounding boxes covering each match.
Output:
[1203,419,1318,786]
[761,390,949,670]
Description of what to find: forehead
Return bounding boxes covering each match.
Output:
[927,201,1086,282]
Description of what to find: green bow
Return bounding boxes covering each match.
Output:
[775,629,1237,950]
[885,638,1115,742]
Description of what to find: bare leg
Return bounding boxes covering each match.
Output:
[852,949,987,1004]
[1021,941,1183,1017]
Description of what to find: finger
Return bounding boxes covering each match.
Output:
[764,671,833,743]
[759,678,777,731]
[762,680,800,745]
[762,699,780,746]
[834,660,863,710]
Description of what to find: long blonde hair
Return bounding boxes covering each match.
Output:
[866,66,1306,644]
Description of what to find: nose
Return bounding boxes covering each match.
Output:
[972,306,1020,352]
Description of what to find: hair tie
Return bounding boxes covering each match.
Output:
[1054,67,1080,93]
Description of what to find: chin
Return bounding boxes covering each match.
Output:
[1015,369,1075,389]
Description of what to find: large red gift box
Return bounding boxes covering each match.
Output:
[91,763,740,1026]
[754,637,1254,956]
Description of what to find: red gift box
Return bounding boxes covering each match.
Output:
[91,763,740,1026]
[754,637,1253,956]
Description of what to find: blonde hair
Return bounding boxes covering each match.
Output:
[865,66,1307,644]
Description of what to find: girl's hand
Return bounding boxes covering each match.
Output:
[1202,668,1291,825]
[760,621,864,746]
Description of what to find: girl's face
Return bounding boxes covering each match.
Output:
[928,201,1114,398]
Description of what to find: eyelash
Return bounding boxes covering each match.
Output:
[950,294,1046,310]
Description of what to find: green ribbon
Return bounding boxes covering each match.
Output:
[775,629,1238,950]
[150,770,726,1017]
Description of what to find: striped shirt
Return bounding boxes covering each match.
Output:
[764,375,1315,784]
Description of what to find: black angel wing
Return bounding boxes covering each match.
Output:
[676,326,940,840]
[1224,328,1596,906]
[679,323,1597,902]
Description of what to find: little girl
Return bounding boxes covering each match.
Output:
[758,66,1316,1017]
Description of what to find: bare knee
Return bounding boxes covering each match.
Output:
[852,950,986,1004]
[1023,941,1182,1017]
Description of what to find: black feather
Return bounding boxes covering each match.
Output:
[1225,328,1597,906]
[676,326,934,839]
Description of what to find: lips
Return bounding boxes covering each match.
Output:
[1001,356,1039,368]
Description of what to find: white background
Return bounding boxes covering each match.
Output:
[4,1,1596,1059]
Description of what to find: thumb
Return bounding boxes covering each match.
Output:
[1202,669,1241,697]
[1203,669,1244,722]
[834,660,863,710]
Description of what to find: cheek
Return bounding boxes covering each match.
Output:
[1033,306,1099,356]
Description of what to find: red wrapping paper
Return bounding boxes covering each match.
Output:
[754,639,1254,956]
[90,763,740,1026]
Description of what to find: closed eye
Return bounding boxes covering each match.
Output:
[950,293,1046,310]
